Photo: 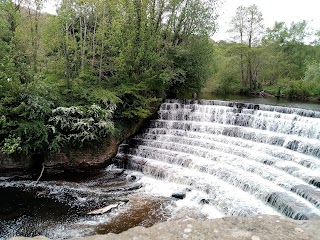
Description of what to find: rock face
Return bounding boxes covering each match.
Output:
[42,114,156,172]
[0,137,120,176]
[9,215,320,240]
[0,130,134,176]
[44,137,120,170]
[0,154,31,170]
[0,110,158,175]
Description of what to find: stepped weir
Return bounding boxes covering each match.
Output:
[115,99,320,220]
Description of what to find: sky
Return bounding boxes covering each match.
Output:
[213,0,320,41]
[43,0,320,41]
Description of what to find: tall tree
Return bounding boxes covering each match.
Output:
[263,21,316,80]
[229,4,264,90]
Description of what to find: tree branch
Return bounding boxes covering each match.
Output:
[36,163,45,183]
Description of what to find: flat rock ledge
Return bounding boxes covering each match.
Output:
[9,215,320,240]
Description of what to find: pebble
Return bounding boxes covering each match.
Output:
[184,228,192,233]
[252,236,260,240]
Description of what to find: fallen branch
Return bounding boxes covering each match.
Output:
[36,163,45,183]
[87,201,126,215]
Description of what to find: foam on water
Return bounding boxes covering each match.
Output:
[116,99,320,220]
[2,99,320,239]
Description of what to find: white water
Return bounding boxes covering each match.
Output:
[0,167,141,239]
[116,99,320,220]
[2,99,320,239]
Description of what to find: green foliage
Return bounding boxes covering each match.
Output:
[114,82,158,120]
[0,136,21,154]
[263,21,317,80]
[210,16,320,98]
[214,60,242,94]
[48,104,115,148]
[304,62,320,83]
[277,78,310,99]
[168,36,215,96]
[0,0,218,159]
[207,42,251,94]
[0,0,16,83]
[0,116,21,154]
[0,81,53,155]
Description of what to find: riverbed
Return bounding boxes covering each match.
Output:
[1,95,320,239]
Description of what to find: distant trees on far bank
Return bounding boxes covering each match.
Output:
[206,4,320,99]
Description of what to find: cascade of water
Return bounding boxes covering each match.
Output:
[148,120,320,158]
[116,99,320,220]
[125,144,320,206]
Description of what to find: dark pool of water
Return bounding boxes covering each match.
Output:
[0,187,80,239]
[0,169,167,239]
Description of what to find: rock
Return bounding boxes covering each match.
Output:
[9,236,49,240]
[70,215,320,240]
[0,154,32,175]
[9,215,320,240]
[126,175,137,182]
[200,199,210,204]
[172,192,186,199]
[44,137,120,170]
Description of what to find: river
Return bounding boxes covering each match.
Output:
[1,95,320,239]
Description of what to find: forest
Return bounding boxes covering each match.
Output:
[0,0,320,158]
[207,5,320,98]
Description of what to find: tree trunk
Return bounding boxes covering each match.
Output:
[99,6,106,81]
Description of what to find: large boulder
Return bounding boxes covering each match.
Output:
[9,215,320,240]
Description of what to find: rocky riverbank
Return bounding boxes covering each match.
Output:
[0,104,161,178]
[9,215,320,240]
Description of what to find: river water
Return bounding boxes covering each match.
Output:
[1,96,320,239]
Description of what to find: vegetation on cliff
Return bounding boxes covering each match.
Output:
[0,0,218,157]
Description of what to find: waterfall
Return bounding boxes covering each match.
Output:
[115,99,320,220]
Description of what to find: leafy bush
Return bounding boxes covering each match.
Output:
[277,78,310,99]
[0,86,53,155]
[48,104,115,149]
[304,62,320,83]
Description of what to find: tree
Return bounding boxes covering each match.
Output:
[229,4,264,90]
[263,21,316,80]
[1,0,220,158]
[304,62,320,82]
